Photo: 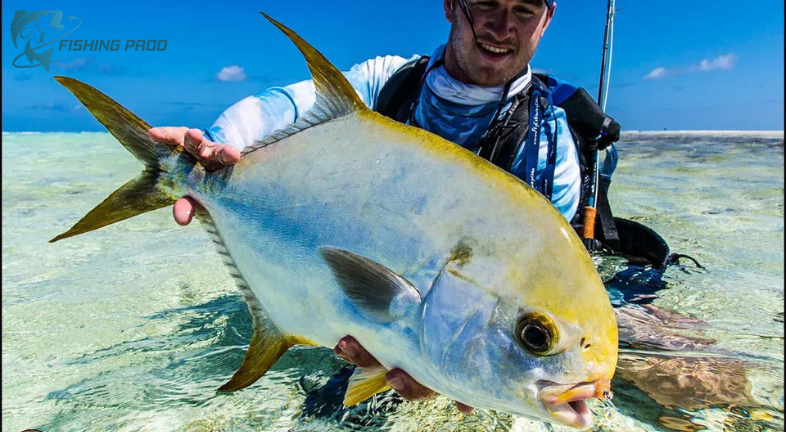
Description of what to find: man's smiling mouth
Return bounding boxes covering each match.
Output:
[479,43,512,54]
[476,41,516,62]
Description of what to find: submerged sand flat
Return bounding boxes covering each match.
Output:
[2,132,783,432]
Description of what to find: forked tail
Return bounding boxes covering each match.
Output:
[49,76,181,243]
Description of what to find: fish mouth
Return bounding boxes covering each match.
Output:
[536,379,612,430]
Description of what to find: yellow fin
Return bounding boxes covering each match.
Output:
[343,365,391,406]
[217,318,316,392]
[50,172,174,242]
[53,76,179,169]
[240,13,373,157]
[218,322,289,392]
[49,77,180,243]
[261,12,368,118]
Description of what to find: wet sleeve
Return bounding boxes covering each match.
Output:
[541,106,581,222]
[204,55,420,150]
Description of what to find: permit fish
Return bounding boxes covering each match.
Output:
[50,14,618,429]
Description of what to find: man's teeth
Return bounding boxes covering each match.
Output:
[480,44,511,54]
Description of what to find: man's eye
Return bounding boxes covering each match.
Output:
[473,1,497,10]
[514,8,536,17]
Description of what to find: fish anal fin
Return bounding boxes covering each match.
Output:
[218,327,291,392]
[217,326,318,393]
[343,365,391,406]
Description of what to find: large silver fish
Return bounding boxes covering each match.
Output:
[51,14,618,429]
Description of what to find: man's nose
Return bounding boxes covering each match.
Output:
[485,9,516,40]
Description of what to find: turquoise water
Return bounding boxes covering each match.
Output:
[2,131,783,432]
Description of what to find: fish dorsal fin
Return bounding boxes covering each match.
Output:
[344,365,391,406]
[262,12,366,119]
[242,13,369,156]
[320,247,422,323]
[195,209,316,392]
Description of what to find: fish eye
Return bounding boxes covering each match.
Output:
[515,312,559,355]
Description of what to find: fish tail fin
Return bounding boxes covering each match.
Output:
[49,76,180,243]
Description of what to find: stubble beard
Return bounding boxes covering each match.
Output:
[447,23,539,87]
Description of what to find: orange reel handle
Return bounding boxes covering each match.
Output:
[582,206,597,240]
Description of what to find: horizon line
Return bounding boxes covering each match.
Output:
[4,130,785,135]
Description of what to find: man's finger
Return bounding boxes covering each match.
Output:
[148,126,189,145]
[333,336,381,368]
[385,368,436,401]
[173,197,196,226]
[183,128,207,158]
[184,128,236,171]
[215,145,241,166]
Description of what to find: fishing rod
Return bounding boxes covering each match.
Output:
[582,0,617,250]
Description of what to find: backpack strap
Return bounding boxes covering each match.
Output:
[476,75,557,200]
[376,56,431,122]
[596,176,620,247]
[476,89,530,170]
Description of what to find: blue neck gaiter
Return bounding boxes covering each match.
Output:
[412,45,531,148]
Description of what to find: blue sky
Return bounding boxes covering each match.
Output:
[2,0,784,132]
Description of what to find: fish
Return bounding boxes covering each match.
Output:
[49,13,618,430]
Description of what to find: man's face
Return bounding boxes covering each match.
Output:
[443,0,556,86]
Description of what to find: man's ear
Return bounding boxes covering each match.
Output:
[541,2,557,35]
[444,0,456,23]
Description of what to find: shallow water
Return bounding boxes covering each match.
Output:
[2,131,784,432]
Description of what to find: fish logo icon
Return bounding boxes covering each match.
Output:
[10,10,81,71]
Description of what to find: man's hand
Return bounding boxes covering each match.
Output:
[334,336,474,414]
[148,127,241,225]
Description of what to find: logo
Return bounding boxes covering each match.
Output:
[10,10,168,72]
[11,10,81,71]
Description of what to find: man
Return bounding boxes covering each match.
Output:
[149,0,597,413]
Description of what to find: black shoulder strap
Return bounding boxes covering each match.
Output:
[376,56,431,122]
[476,91,529,170]
[477,74,549,173]
[596,176,620,247]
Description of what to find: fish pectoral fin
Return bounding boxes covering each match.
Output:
[319,247,421,323]
[343,365,391,406]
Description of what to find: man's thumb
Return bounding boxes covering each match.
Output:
[173,198,196,226]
